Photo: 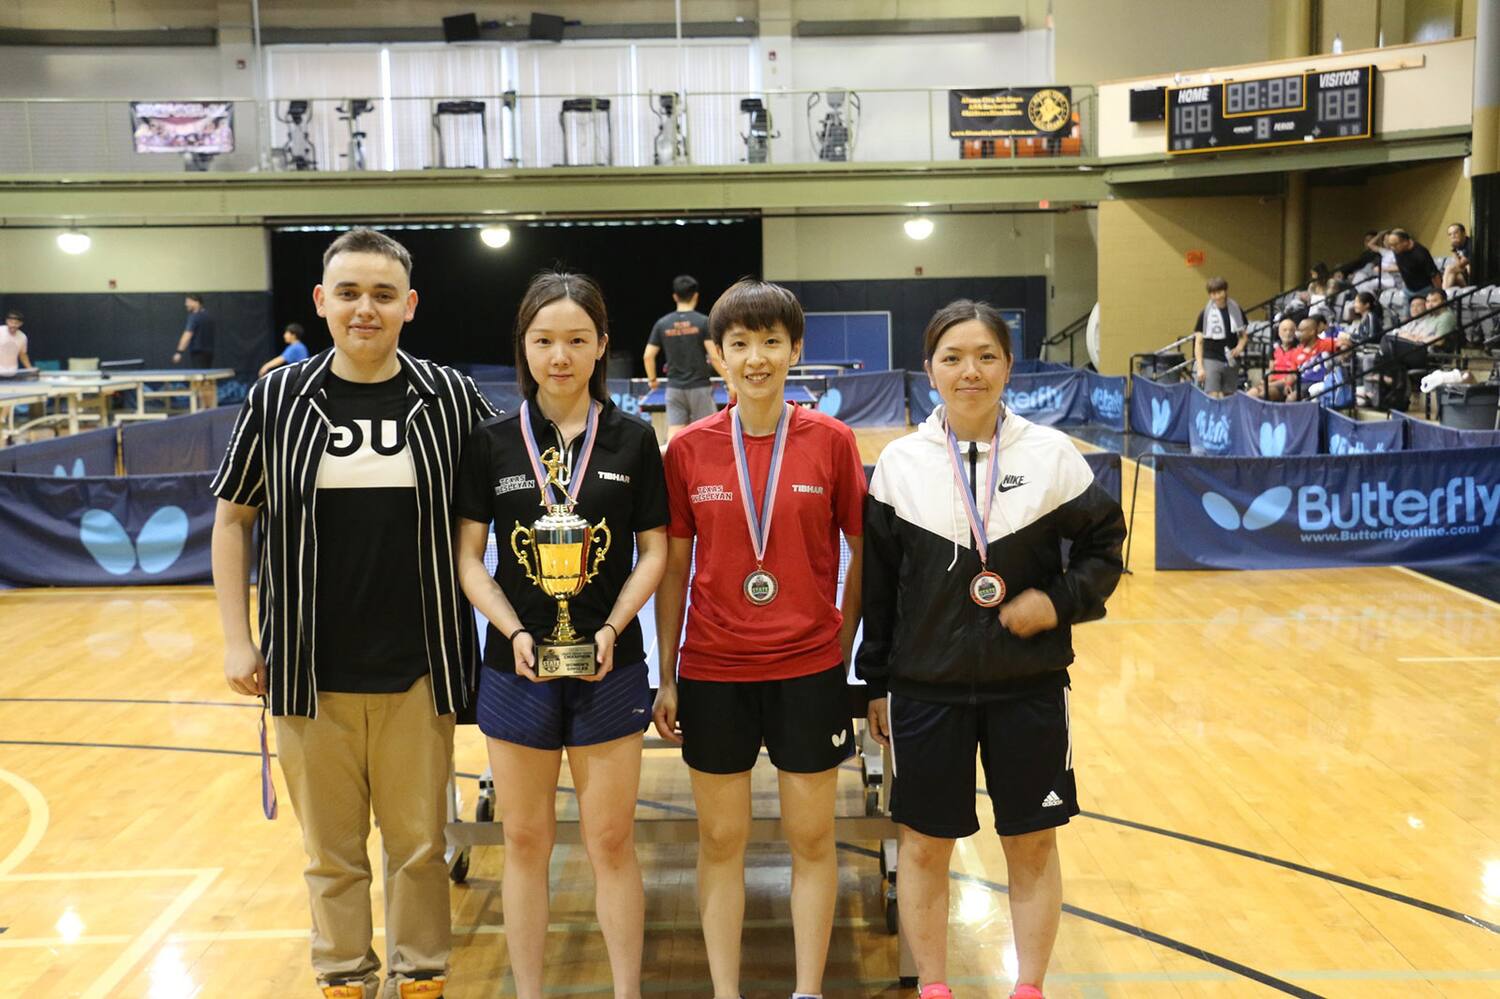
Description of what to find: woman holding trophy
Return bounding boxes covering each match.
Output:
[455,271,668,999]
[857,301,1125,999]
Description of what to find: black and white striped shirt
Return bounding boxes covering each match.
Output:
[212,348,497,717]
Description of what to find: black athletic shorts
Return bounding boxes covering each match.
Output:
[887,684,1077,839]
[677,663,855,774]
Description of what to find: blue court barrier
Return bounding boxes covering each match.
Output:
[1010,359,1074,375]
[2,425,118,476]
[1128,376,1190,443]
[815,369,906,427]
[905,372,939,423]
[1083,372,1127,432]
[1082,451,1121,501]
[1003,370,1089,426]
[604,379,653,423]
[1155,447,1500,570]
[1185,388,1319,457]
[466,364,517,383]
[475,381,524,416]
[120,408,240,474]
[1186,390,1236,456]
[1393,410,1500,450]
[1230,392,1319,457]
[1322,409,1405,454]
[0,471,216,586]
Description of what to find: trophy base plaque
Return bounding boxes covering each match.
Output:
[536,640,599,679]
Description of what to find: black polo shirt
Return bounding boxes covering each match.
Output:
[454,397,669,672]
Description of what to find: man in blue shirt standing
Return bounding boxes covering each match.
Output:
[175,292,218,408]
[259,322,311,377]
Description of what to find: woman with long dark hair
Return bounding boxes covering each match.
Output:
[454,271,668,999]
[858,300,1125,999]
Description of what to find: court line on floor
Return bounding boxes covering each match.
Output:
[1391,565,1500,609]
[15,740,1496,949]
[0,696,253,709]
[0,767,49,878]
[81,867,220,999]
[943,868,1321,998]
[1073,808,1500,935]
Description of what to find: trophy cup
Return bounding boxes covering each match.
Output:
[510,447,612,678]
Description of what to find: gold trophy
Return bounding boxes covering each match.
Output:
[510,447,612,678]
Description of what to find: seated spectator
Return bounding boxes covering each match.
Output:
[1308,278,1328,308]
[1249,318,1304,401]
[1442,222,1472,288]
[1418,287,1458,347]
[258,322,310,377]
[0,311,30,375]
[1294,317,1336,399]
[1338,291,1382,347]
[1386,228,1441,305]
[1309,261,1330,285]
[1376,292,1453,372]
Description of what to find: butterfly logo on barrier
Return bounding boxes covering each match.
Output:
[1257,422,1288,457]
[1328,434,1386,455]
[1200,487,1293,532]
[1150,398,1173,437]
[79,506,190,576]
[53,459,86,478]
[817,388,843,417]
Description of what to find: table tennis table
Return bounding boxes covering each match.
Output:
[40,368,236,422]
[636,380,821,411]
[0,382,96,444]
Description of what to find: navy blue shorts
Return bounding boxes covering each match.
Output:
[476,661,652,750]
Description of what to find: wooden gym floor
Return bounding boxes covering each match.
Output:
[1,427,1497,998]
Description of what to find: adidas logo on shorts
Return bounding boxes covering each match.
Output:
[1041,790,1064,808]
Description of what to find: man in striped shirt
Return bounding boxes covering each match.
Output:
[211,228,494,999]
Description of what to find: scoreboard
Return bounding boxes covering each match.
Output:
[1167,66,1374,154]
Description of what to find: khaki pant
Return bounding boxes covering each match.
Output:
[275,675,455,987]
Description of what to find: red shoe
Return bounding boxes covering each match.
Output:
[1010,985,1045,999]
[919,985,953,999]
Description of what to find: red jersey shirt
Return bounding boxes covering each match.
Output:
[664,405,865,682]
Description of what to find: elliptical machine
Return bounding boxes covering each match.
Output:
[739,97,778,164]
[807,89,859,162]
[651,91,689,166]
[272,99,317,171]
[337,98,374,171]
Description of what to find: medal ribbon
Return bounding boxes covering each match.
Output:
[731,403,791,565]
[259,700,278,820]
[519,400,601,506]
[944,414,1002,568]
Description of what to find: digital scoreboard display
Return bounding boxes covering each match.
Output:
[1166,66,1374,154]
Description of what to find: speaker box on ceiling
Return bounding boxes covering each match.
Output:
[528,12,566,41]
[442,13,481,42]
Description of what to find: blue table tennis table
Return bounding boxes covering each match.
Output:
[637,381,820,411]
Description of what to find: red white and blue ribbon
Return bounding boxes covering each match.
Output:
[944,415,1001,566]
[519,400,601,506]
[731,403,791,566]
[259,701,278,820]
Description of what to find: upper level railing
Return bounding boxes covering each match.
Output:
[0,86,1097,175]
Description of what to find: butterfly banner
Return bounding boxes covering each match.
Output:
[0,472,216,585]
[1155,447,1500,570]
[1128,375,1190,443]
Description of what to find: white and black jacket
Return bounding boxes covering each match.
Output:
[856,407,1125,703]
